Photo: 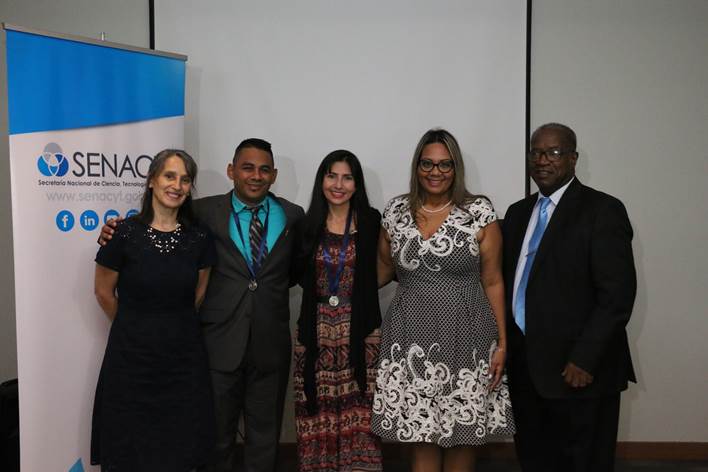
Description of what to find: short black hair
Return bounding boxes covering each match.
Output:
[233,138,274,163]
[532,122,577,151]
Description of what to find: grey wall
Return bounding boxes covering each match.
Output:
[531,0,708,441]
[0,0,149,382]
[1,0,707,442]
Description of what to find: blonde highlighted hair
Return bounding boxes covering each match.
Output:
[407,128,478,220]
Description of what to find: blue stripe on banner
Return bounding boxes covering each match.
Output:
[6,30,185,135]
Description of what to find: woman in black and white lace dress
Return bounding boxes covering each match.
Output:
[372,129,515,471]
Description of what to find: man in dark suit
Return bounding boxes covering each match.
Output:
[502,123,636,472]
[194,139,304,472]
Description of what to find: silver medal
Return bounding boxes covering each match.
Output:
[248,280,258,291]
[328,295,339,307]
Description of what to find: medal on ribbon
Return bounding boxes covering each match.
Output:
[322,207,353,308]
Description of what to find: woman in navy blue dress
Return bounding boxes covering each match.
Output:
[91,149,216,472]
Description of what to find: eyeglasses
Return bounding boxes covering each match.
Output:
[527,148,575,163]
[418,158,455,173]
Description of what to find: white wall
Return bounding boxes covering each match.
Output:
[531,0,708,441]
[153,0,528,443]
[0,0,149,382]
[154,0,528,213]
[2,0,707,444]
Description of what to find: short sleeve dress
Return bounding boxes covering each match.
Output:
[371,196,515,447]
[91,218,216,472]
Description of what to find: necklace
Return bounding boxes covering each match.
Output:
[146,223,182,254]
[421,200,452,213]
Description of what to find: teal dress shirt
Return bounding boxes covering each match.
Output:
[229,193,286,266]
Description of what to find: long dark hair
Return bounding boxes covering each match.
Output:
[303,149,371,247]
[135,149,198,227]
[407,128,479,220]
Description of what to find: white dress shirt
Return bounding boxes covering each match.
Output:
[511,177,575,318]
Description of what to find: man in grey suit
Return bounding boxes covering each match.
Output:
[100,139,304,472]
[195,139,304,472]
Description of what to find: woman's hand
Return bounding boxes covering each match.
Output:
[488,346,506,391]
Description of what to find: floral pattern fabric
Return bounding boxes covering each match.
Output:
[294,230,383,471]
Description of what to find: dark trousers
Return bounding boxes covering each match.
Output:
[203,341,290,472]
[509,345,621,472]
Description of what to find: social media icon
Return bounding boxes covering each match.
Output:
[80,210,99,231]
[56,210,74,232]
[104,209,120,223]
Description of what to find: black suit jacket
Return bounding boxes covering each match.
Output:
[502,179,637,399]
[194,192,304,373]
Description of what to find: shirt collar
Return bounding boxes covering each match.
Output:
[231,191,269,213]
[537,176,575,207]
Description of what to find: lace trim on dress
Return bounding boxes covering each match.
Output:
[372,342,511,443]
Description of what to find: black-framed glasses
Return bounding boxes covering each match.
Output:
[527,148,575,163]
[418,158,455,173]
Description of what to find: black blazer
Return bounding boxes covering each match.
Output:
[194,192,304,372]
[502,178,637,399]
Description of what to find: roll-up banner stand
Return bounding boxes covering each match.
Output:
[3,24,187,471]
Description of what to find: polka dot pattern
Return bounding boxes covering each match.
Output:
[371,196,515,447]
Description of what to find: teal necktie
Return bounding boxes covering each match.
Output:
[514,197,552,334]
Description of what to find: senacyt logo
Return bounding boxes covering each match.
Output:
[37,142,69,177]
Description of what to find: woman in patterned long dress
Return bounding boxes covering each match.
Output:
[293,150,383,471]
[372,129,515,471]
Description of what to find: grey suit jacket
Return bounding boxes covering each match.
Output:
[194,192,304,373]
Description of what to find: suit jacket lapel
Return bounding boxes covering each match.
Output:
[510,196,537,273]
[216,191,251,277]
[529,178,583,281]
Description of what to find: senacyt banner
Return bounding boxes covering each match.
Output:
[5,27,186,471]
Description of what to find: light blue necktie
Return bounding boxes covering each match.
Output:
[514,197,552,334]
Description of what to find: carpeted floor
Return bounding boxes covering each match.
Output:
[378,459,708,471]
[265,446,708,471]
[273,458,708,471]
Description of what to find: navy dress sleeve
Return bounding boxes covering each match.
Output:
[95,220,129,271]
[197,227,217,270]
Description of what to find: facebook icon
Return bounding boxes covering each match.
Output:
[80,210,99,231]
[56,210,75,232]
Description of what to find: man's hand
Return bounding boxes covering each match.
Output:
[562,362,594,388]
[97,217,123,246]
